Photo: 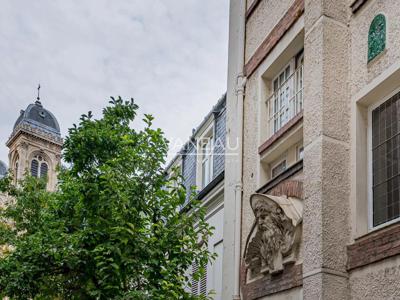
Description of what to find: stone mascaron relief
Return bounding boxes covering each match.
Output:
[244,193,303,281]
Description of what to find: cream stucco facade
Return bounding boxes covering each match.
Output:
[223,0,400,299]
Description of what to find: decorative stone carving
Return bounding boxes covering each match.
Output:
[244,193,302,280]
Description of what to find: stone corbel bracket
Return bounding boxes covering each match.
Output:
[244,193,303,281]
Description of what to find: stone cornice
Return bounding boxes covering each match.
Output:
[6,123,63,148]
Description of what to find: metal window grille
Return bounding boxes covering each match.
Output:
[191,262,199,295]
[372,91,400,226]
[199,266,207,295]
[191,261,207,296]
[267,62,303,138]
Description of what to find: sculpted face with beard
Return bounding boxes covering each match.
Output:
[245,198,295,276]
[256,204,284,270]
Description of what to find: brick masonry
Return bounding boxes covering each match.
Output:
[268,179,303,199]
[347,222,400,270]
[241,262,303,300]
[244,0,305,77]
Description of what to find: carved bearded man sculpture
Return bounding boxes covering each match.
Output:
[244,193,302,279]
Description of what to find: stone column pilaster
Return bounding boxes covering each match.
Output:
[303,1,351,299]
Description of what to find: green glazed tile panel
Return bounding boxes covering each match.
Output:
[368,14,386,62]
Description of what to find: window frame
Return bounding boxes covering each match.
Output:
[196,120,215,190]
[271,60,295,134]
[296,143,304,161]
[200,136,214,189]
[270,156,287,179]
[30,154,49,179]
[267,51,304,138]
[368,87,400,231]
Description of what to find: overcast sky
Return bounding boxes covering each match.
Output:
[0,0,229,164]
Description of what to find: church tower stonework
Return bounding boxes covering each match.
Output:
[6,96,62,191]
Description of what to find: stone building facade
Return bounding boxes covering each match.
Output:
[222,0,400,299]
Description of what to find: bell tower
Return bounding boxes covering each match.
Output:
[6,86,63,190]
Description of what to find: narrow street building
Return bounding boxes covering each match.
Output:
[166,95,226,299]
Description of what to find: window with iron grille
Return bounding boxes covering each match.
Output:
[267,51,303,137]
[371,91,400,226]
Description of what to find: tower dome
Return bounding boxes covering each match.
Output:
[13,100,60,136]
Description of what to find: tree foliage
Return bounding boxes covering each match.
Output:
[0,97,214,299]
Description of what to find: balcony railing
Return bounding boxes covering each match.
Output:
[266,64,303,138]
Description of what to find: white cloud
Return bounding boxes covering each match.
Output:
[0,0,229,165]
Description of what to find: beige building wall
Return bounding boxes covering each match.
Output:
[348,0,400,299]
[225,0,400,299]
[245,0,296,61]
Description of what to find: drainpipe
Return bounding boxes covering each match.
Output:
[232,76,245,300]
[232,0,246,299]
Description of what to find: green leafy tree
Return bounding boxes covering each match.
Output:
[0,97,214,299]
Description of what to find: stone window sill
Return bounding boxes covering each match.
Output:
[258,112,303,156]
[197,171,224,200]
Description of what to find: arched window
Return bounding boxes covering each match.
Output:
[31,155,49,179]
[31,159,39,177]
[14,154,19,181]
[15,160,19,180]
[368,14,386,62]
[40,162,48,179]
